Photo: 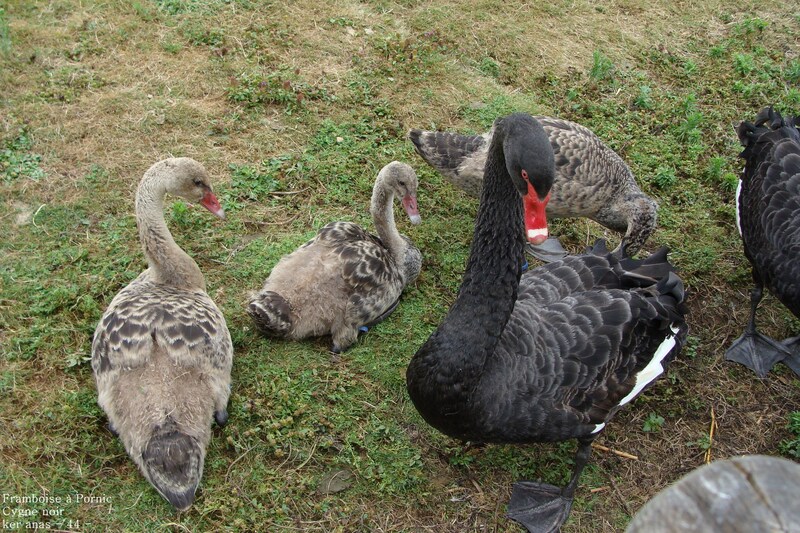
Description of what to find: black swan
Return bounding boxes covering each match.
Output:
[248,161,422,353]
[406,113,687,532]
[92,158,232,511]
[409,115,658,261]
[725,106,800,377]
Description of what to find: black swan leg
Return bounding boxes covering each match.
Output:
[506,439,593,533]
[525,237,568,263]
[725,285,789,378]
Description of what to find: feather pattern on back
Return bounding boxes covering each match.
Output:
[474,246,686,443]
[409,116,658,255]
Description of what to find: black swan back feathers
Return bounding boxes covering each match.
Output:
[736,107,800,317]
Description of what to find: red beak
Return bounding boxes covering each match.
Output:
[402,194,421,225]
[522,181,549,245]
[199,191,226,219]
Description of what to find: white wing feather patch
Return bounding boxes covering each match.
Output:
[735,179,743,236]
[618,323,680,407]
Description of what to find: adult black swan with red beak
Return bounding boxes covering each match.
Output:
[406,113,687,532]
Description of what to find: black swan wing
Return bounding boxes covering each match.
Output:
[472,255,685,443]
[408,129,489,197]
[760,136,800,256]
[318,221,405,314]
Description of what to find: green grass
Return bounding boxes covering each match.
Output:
[2,1,800,531]
[780,412,800,459]
[0,7,10,57]
[1,128,46,181]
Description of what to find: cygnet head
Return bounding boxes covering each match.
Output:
[150,157,226,219]
[380,161,422,225]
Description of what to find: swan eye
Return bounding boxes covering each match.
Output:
[398,180,406,187]
[521,169,529,182]
[193,179,203,186]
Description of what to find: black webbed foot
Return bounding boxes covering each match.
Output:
[725,331,790,378]
[507,481,574,533]
[780,335,800,377]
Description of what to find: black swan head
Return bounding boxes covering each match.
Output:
[493,113,556,245]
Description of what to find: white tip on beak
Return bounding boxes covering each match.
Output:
[527,228,548,244]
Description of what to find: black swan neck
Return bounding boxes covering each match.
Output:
[459,152,525,315]
[407,137,525,438]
